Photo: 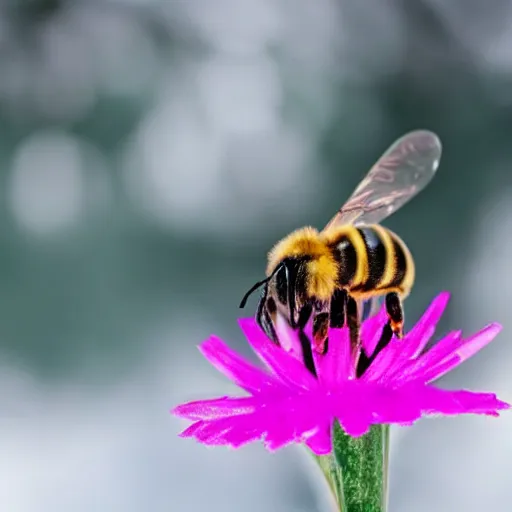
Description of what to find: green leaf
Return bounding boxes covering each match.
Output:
[312,423,389,512]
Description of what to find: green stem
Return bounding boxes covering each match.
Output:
[313,423,390,512]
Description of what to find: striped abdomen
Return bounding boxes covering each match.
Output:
[325,224,415,299]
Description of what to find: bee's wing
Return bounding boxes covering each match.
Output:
[322,130,442,230]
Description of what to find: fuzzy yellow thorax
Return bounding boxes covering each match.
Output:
[266,227,339,301]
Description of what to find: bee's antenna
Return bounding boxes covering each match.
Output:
[239,278,270,309]
[239,264,283,309]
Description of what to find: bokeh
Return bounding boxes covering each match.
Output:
[1,1,511,511]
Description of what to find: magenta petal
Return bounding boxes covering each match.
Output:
[172,396,255,420]
[406,323,502,384]
[221,425,263,448]
[191,418,245,446]
[414,387,510,416]
[362,336,403,383]
[274,314,303,360]
[337,411,372,437]
[361,303,388,355]
[179,420,206,439]
[371,386,423,425]
[207,416,263,448]
[304,425,332,455]
[455,323,502,363]
[316,327,353,385]
[395,331,462,382]
[263,424,296,452]
[173,292,509,454]
[238,318,318,390]
[411,355,460,384]
[199,336,280,393]
[332,387,373,437]
[402,292,451,360]
[426,324,502,382]
[374,293,451,381]
[181,414,266,448]
[405,331,462,374]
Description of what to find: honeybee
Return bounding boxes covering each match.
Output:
[240,130,442,371]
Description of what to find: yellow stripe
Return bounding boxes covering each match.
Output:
[372,224,397,289]
[345,226,368,287]
[396,234,415,297]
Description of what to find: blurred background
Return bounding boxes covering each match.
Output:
[0,0,511,511]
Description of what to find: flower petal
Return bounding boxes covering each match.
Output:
[199,336,280,393]
[392,331,462,383]
[238,318,318,390]
[415,387,510,416]
[361,303,388,356]
[173,292,509,454]
[375,292,450,380]
[414,355,460,384]
[330,384,374,437]
[304,425,332,455]
[455,323,502,364]
[422,324,502,383]
[263,424,296,451]
[182,417,254,447]
[275,314,303,360]
[403,291,450,359]
[361,336,403,383]
[316,327,353,385]
[172,396,256,420]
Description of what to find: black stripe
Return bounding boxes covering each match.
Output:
[358,227,386,291]
[388,238,407,289]
[335,236,357,286]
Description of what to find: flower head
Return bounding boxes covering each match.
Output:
[173,293,509,455]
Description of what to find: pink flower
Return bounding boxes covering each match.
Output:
[172,293,509,455]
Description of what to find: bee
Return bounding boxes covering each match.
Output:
[239,130,442,372]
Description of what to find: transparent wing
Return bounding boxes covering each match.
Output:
[322,130,442,230]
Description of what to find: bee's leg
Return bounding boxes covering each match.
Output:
[298,328,318,377]
[297,302,313,329]
[329,289,347,328]
[315,289,348,355]
[345,294,363,369]
[312,312,329,354]
[311,288,348,355]
[385,292,404,339]
[295,303,317,377]
[355,294,402,377]
[356,323,393,378]
[346,294,360,350]
[256,291,278,344]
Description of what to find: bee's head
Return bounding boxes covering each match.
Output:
[239,258,304,328]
